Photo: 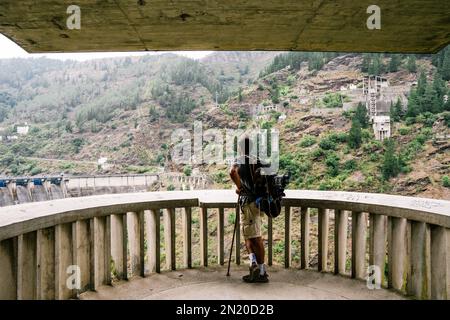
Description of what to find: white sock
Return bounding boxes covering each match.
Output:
[249,253,257,266]
[259,263,265,275]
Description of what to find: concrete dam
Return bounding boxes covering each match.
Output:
[0,173,211,207]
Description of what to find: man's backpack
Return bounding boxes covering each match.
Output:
[251,166,289,218]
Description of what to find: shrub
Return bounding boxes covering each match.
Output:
[299,135,316,148]
[310,148,324,159]
[30,166,42,176]
[322,92,344,108]
[415,133,428,145]
[443,112,450,127]
[319,136,337,150]
[343,159,357,172]
[399,126,411,135]
[325,152,340,177]
[369,153,379,162]
[213,171,227,184]
[443,176,450,188]
[183,166,192,176]
[405,117,416,125]
[71,138,84,153]
[328,132,347,143]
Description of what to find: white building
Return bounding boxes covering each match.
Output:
[16,123,30,135]
[373,116,391,141]
[255,104,279,114]
[97,157,111,170]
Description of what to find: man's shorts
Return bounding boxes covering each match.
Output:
[240,201,263,240]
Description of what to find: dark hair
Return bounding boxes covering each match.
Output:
[239,135,253,156]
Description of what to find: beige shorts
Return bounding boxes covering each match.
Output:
[240,201,263,240]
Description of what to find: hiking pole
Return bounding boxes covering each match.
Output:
[227,195,240,277]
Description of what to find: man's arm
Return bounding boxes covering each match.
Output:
[229,164,242,195]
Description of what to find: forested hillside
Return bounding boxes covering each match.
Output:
[0,48,449,199]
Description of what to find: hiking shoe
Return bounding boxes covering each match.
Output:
[242,264,259,283]
[254,272,269,283]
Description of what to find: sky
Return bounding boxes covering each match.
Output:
[0,33,213,61]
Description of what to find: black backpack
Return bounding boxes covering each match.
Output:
[250,165,287,218]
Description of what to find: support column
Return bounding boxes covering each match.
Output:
[164,208,176,270]
[110,214,126,280]
[55,223,73,300]
[0,238,17,300]
[72,220,90,294]
[125,212,141,277]
[89,217,107,291]
[388,217,408,293]
[369,214,387,286]
[352,212,367,280]
[148,209,160,273]
[37,228,55,299]
[318,208,329,272]
[284,206,291,268]
[183,207,192,268]
[409,221,430,299]
[200,207,208,267]
[334,210,348,275]
[300,207,310,269]
[17,232,37,299]
[430,225,448,300]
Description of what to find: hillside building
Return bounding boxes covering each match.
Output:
[16,123,29,135]
[373,116,391,141]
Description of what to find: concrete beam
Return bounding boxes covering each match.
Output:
[0,1,448,53]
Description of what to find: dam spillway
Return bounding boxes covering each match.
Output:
[0,173,210,207]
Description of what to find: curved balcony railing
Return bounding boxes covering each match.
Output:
[0,190,449,300]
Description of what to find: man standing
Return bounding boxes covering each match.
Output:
[229,136,269,283]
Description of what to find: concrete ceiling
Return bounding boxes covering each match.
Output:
[0,0,449,54]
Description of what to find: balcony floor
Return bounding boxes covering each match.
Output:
[80,266,406,300]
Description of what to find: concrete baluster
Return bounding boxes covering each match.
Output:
[300,207,310,269]
[334,210,348,275]
[318,208,329,272]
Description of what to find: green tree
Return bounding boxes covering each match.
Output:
[422,84,440,114]
[348,119,362,149]
[406,55,417,73]
[390,98,403,122]
[441,49,450,81]
[432,72,447,112]
[417,71,427,97]
[406,89,420,118]
[354,102,369,128]
[388,55,401,72]
[361,54,371,73]
[381,139,401,180]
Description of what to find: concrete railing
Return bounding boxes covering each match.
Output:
[0,190,449,300]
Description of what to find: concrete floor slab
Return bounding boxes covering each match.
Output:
[80,266,406,300]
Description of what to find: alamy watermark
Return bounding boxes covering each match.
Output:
[366,265,382,290]
[170,121,280,175]
[66,5,81,30]
[66,265,81,290]
[367,5,381,30]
